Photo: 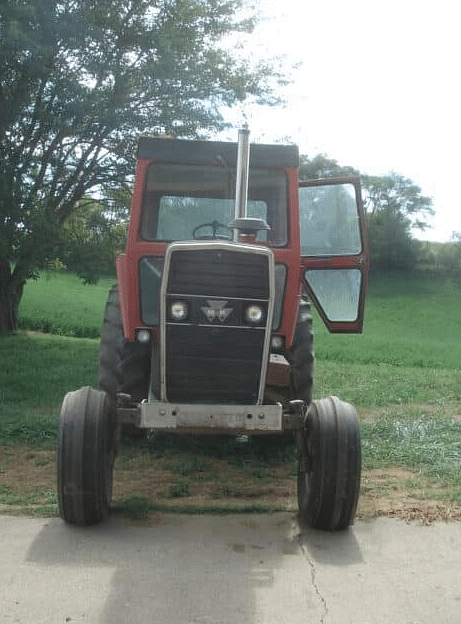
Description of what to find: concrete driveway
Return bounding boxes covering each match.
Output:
[1,513,460,623]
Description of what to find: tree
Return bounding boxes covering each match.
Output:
[367,207,419,269]
[362,173,434,232]
[362,173,433,268]
[300,154,434,269]
[435,232,461,285]
[299,154,359,179]
[61,197,128,282]
[0,0,285,332]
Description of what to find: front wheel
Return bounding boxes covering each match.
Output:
[57,386,116,525]
[297,396,361,531]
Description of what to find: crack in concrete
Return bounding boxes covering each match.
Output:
[298,537,328,624]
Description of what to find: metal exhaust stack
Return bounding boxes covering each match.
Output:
[230,127,270,241]
[233,127,250,241]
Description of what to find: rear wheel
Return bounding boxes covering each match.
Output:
[263,300,314,413]
[57,386,116,525]
[98,285,124,403]
[290,300,314,405]
[297,396,361,531]
[98,285,150,404]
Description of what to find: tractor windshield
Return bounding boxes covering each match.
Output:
[140,163,288,246]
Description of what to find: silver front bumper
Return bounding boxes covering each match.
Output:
[139,401,283,432]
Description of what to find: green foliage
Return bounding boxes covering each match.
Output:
[0,0,284,330]
[113,496,151,520]
[299,154,359,179]
[363,173,433,269]
[429,233,461,284]
[367,209,420,269]
[299,154,434,270]
[170,480,190,498]
[111,497,282,516]
[363,173,434,231]
[62,199,127,283]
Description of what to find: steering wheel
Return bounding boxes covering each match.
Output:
[193,220,232,240]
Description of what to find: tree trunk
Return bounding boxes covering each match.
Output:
[0,259,25,334]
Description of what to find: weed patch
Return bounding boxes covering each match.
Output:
[170,479,190,498]
[361,411,461,499]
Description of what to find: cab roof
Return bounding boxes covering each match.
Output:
[137,136,299,169]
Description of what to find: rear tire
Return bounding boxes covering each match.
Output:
[264,300,314,412]
[120,340,152,403]
[98,285,124,403]
[98,285,150,404]
[297,396,361,531]
[57,387,116,525]
[290,300,314,405]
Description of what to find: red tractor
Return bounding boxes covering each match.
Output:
[57,129,369,530]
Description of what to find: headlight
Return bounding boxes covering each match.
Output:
[136,328,151,343]
[271,335,284,351]
[245,304,264,324]
[170,301,188,321]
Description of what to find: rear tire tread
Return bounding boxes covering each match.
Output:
[98,285,150,404]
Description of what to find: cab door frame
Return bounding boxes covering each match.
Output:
[299,176,369,333]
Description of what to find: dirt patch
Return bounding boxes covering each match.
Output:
[0,447,56,496]
[357,466,461,524]
[2,444,461,523]
[112,453,296,512]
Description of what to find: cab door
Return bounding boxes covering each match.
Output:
[299,177,369,333]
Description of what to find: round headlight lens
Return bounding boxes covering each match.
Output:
[136,328,151,344]
[245,304,264,324]
[171,301,188,320]
[271,335,284,350]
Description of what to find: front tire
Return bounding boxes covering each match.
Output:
[57,387,116,526]
[297,396,361,531]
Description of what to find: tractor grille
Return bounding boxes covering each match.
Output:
[162,245,273,405]
[167,249,269,299]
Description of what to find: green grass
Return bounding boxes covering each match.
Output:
[314,270,461,370]
[3,268,461,509]
[19,271,114,338]
[362,411,461,475]
[314,361,461,408]
[117,433,297,474]
[111,497,286,519]
[0,332,98,447]
[18,269,461,371]
[0,483,57,506]
[361,409,461,503]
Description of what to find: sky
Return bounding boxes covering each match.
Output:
[222,0,460,242]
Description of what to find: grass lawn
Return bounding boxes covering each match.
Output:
[19,271,115,338]
[1,269,461,521]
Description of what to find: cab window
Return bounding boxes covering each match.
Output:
[140,163,288,245]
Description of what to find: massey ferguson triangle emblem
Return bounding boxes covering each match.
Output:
[201,300,233,323]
